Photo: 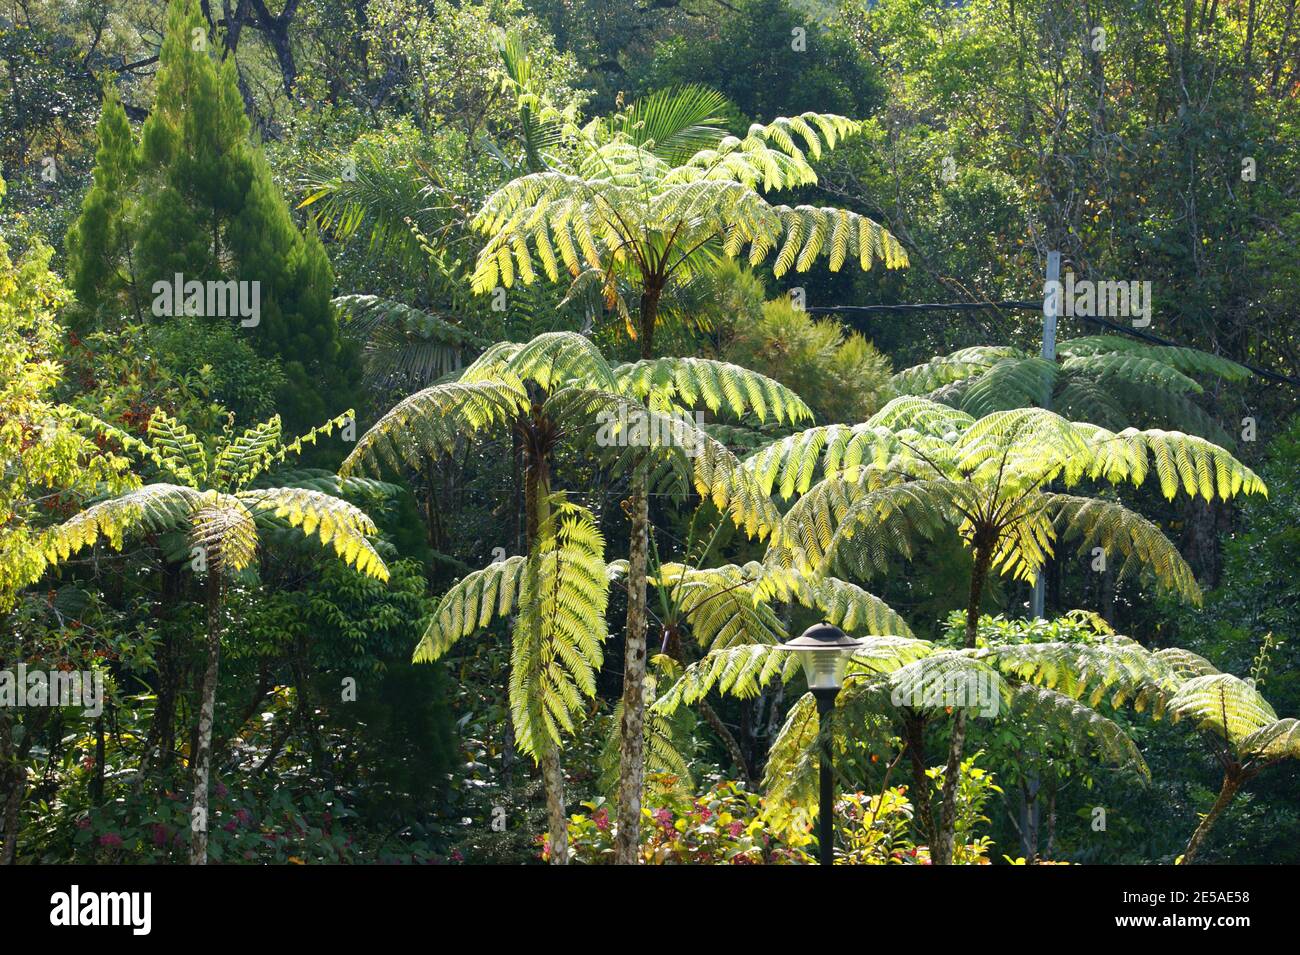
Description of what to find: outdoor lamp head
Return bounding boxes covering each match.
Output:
[779,623,862,691]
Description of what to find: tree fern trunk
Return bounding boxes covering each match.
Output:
[190,571,223,865]
[615,456,650,864]
[936,542,992,865]
[522,429,570,865]
[615,288,661,865]
[1182,770,1241,864]
[539,737,569,865]
[903,712,935,847]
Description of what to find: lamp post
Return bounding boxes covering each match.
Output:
[777,623,863,865]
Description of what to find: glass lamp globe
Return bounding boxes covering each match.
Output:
[779,623,862,691]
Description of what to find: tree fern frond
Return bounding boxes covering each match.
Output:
[1010,684,1150,779]
[146,410,207,485]
[891,346,1025,394]
[211,417,281,490]
[511,497,610,759]
[42,484,201,564]
[190,494,258,573]
[1045,493,1201,604]
[340,378,526,477]
[612,356,813,425]
[238,487,389,581]
[1059,336,1251,382]
[414,556,527,662]
[1166,673,1278,745]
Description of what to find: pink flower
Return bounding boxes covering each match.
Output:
[235,808,253,826]
[653,808,673,827]
[594,808,610,831]
[728,822,743,838]
[98,832,124,848]
[150,823,169,847]
[214,782,228,798]
[450,850,464,863]
[76,817,91,830]
[698,807,712,823]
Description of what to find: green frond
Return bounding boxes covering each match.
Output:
[146,410,207,485]
[866,396,974,436]
[887,652,1010,716]
[211,417,281,490]
[42,484,202,565]
[1126,428,1267,501]
[1061,353,1203,394]
[652,644,798,715]
[760,565,914,638]
[333,294,485,391]
[190,493,258,574]
[465,330,617,393]
[613,85,730,163]
[238,487,389,581]
[958,357,1058,417]
[1046,493,1201,604]
[599,676,694,795]
[773,477,956,581]
[511,496,610,759]
[763,204,908,276]
[1166,673,1278,746]
[984,639,1178,714]
[340,378,526,477]
[761,691,821,805]
[891,346,1025,394]
[1009,684,1150,779]
[1059,336,1251,382]
[414,556,527,662]
[1239,719,1300,763]
[742,423,907,500]
[612,356,813,425]
[1153,647,1220,679]
[547,386,787,544]
[652,562,785,652]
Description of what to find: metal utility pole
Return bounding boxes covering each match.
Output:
[1030,251,1061,621]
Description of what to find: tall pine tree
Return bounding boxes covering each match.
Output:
[65,0,358,432]
[65,86,140,323]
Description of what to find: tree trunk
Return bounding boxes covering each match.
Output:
[615,457,650,864]
[903,712,936,848]
[538,739,569,864]
[522,430,569,864]
[0,708,23,865]
[190,572,224,865]
[1182,770,1241,864]
[614,287,661,865]
[935,542,992,865]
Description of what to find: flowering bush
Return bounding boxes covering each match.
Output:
[558,771,997,864]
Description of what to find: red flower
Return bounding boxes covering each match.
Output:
[98,833,124,848]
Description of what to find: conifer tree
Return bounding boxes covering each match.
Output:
[64,0,358,432]
[65,87,139,322]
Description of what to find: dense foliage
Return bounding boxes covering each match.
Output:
[0,0,1296,866]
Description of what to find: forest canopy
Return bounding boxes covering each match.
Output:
[0,0,1297,872]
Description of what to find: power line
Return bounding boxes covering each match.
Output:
[807,301,1300,387]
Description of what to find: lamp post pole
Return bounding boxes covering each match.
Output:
[778,623,860,866]
[813,686,839,866]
